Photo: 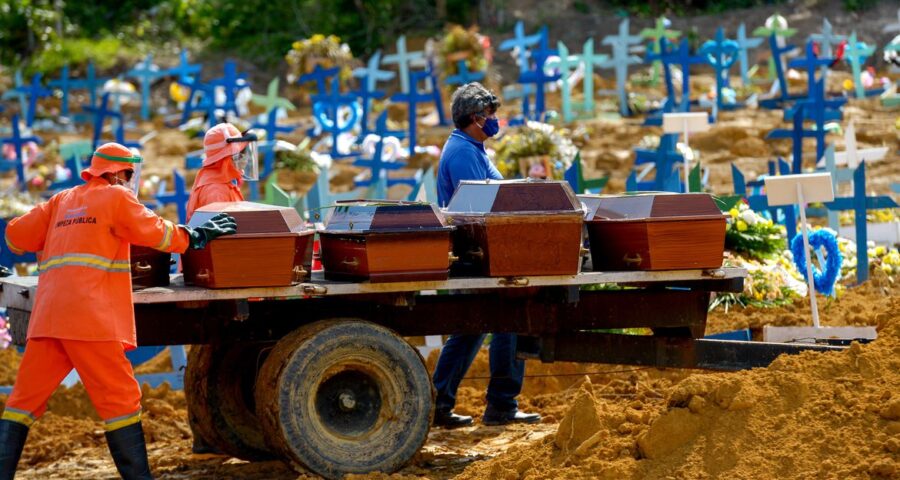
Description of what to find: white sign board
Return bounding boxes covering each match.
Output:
[764,173,834,206]
[662,112,710,134]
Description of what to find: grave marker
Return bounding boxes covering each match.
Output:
[573,38,609,120]
[735,23,763,87]
[15,73,52,128]
[390,70,435,156]
[48,65,74,118]
[167,49,202,84]
[808,18,846,81]
[640,17,681,86]
[208,60,249,118]
[699,28,741,110]
[601,19,643,117]
[251,78,296,113]
[547,41,583,122]
[517,26,559,120]
[662,112,709,192]
[498,21,542,74]
[564,151,607,194]
[0,115,41,191]
[298,64,340,97]
[128,54,167,120]
[731,160,798,240]
[154,170,190,224]
[445,59,486,86]
[844,32,877,99]
[627,133,684,192]
[352,51,393,135]
[312,76,360,158]
[382,35,424,94]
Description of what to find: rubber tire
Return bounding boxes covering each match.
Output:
[184,342,274,460]
[255,320,434,479]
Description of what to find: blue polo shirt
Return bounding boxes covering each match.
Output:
[437,130,503,207]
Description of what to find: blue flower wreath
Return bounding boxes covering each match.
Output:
[790,229,842,296]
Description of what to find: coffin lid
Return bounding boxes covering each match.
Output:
[188,201,307,236]
[578,193,725,222]
[322,200,452,234]
[444,179,582,215]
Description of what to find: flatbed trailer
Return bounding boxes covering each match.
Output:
[0,268,842,479]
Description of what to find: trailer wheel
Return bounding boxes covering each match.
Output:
[255,320,434,479]
[184,342,274,460]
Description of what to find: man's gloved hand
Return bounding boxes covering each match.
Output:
[0,265,12,277]
[184,212,237,250]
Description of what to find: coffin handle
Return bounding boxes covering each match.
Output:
[580,247,590,257]
[467,247,484,260]
[448,252,460,263]
[133,261,152,273]
[341,257,360,269]
[622,253,643,267]
[195,269,210,281]
[499,277,529,287]
[292,265,308,282]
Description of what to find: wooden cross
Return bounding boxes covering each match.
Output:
[808,18,846,80]
[208,60,249,118]
[498,20,542,74]
[167,49,201,84]
[1,71,27,119]
[445,59,486,86]
[0,115,42,191]
[251,78,296,114]
[646,38,704,117]
[735,23,763,87]
[574,38,609,120]
[766,79,845,173]
[547,41,583,123]
[390,70,434,155]
[517,26,559,121]
[251,108,298,179]
[14,73,52,128]
[698,27,740,111]
[640,17,681,86]
[312,76,361,159]
[352,51,393,136]
[47,141,92,191]
[788,41,834,104]
[627,133,684,192]
[601,19,643,117]
[731,159,797,239]
[128,54,166,120]
[382,35,424,94]
[68,62,107,111]
[844,31,875,99]
[757,34,799,108]
[564,151,607,194]
[154,170,190,224]
[353,112,410,194]
[298,64,340,97]
[84,92,123,151]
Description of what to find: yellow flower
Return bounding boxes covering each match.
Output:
[736,220,748,232]
[292,41,302,50]
[729,208,739,219]
[842,79,854,91]
[882,264,893,274]
[311,34,326,43]
[875,246,886,257]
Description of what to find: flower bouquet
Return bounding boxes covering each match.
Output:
[285,34,355,97]
[724,202,786,260]
[438,25,490,80]
[492,121,577,179]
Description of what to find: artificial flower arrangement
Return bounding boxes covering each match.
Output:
[438,25,490,80]
[285,34,355,96]
[0,312,12,349]
[712,250,807,310]
[724,202,786,260]
[492,121,577,180]
[0,192,39,219]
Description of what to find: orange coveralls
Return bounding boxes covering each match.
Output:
[2,178,190,430]
[185,160,243,220]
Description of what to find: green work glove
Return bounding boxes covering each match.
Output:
[183,212,237,250]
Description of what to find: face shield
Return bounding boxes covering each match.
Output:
[226,132,259,181]
[94,149,142,195]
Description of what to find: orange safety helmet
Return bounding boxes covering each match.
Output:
[203,123,248,167]
[80,142,142,181]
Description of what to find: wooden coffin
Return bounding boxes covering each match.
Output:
[130,245,171,289]
[443,180,584,277]
[580,193,726,271]
[319,201,454,282]
[182,202,314,288]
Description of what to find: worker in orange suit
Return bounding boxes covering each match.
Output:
[185,122,259,220]
[183,122,258,454]
[0,142,237,480]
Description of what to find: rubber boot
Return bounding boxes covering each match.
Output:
[0,419,29,480]
[105,421,154,480]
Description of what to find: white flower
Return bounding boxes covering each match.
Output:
[740,209,758,226]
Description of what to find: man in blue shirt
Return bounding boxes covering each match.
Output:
[432,82,540,428]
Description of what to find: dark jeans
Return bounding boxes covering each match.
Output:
[432,333,525,414]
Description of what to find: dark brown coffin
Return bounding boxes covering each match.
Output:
[130,245,171,289]
[319,201,454,282]
[443,180,584,277]
[182,202,314,288]
[580,193,726,271]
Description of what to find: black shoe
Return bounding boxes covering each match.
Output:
[0,419,29,480]
[433,409,474,428]
[482,407,541,426]
[105,421,154,480]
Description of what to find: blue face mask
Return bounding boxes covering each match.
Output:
[478,116,500,137]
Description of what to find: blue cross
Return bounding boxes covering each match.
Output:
[382,35,424,94]
[731,160,797,240]
[517,26,559,121]
[406,165,437,203]
[758,34,800,108]
[844,31,879,99]
[350,76,385,138]
[390,70,435,156]
[178,78,217,128]
[643,38,704,125]
[627,133,684,192]
[425,59,449,126]
[498,21,542,74]
[14,73,52,128]
[501,84,535,124]
[823,161,897,283]
[735,23,763,87]
[68,62,108,122]
[304,163,368,216]
[155,170,190,224]
[48,65,74,118]
[352,51,393,136]
[808,18,846,62]
[699,28,741,111]
[167,49,202,84]
[298,64,340,97]
[788,41,834,103]
[251,108,297,179]
[445,59,486,86]
[128,54,167,121]
[208,60,249,118]
[353,112,409,191]
[1,115,42,191]
[766,79,845,173]
[46,141,92,192]
[312,76,360,159]
[601,19,643,117]
[85,93,122,151]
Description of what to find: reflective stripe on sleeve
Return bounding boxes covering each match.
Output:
[154,221,174,251]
